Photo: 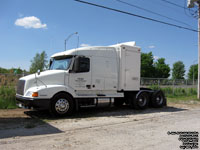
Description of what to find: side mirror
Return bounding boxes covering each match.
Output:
[49,59,53,69]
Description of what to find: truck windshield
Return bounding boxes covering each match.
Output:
[50,57,72,70]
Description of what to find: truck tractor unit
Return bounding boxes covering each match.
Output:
[16,42,166,116]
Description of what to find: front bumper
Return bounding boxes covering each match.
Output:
[16,95,50,110]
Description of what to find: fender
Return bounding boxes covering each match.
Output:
[24,85,77,99]
[135,89,154,99]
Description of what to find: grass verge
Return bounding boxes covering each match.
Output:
[167,95,199,103]
[149,85,197,96]
[0,86,17,109]
[148,85,200,104]
[0,85,200,109]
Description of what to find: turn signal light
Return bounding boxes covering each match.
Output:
[32,92,38,97]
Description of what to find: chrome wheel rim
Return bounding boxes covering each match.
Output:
[138,96,147,107]
[55,98,69,114]
[156,95,163,105]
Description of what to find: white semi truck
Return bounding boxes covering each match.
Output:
[16,42,166,116]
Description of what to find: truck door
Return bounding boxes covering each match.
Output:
[69,56,92,96]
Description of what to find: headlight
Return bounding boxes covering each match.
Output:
[25,91,33,97]
[25,91,38,97]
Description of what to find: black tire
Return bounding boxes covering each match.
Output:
[151,90,166,108]
[114,98,125,107]
[50,93,74,117]
[133,92,149,109]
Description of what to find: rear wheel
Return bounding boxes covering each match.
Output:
[133,92,149,109]
[50,93,74,116]
[151,90,166,108]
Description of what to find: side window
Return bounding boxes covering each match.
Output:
[79,57,90,72]
[72,56,90,73]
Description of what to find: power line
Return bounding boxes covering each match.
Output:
[160,0,188,9]
[116,0,192,27]
[150,0,190,17]
[159,0,196,14]
[74,0,198,32]
[154,0,196,14]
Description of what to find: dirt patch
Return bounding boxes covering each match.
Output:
[167,100,200,109]
[0,101,199,131]
[0,101,199,119]
[0,103,200,150]
[0,109,46,130]
[0,109,29,118]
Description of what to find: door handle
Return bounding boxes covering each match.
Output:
[86,85,91,89]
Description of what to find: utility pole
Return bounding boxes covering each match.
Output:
[198,1,200,98]
[188,0,200,98]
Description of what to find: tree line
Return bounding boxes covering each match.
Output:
[0,51,198,80]
[0,51,47,75]
[0,67,26,75]
[141,52,197,80]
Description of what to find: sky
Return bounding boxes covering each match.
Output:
[0,0,198,76]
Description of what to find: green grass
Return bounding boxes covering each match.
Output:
[149,85,197,97]
[0,85,199,109]
[0,86,17,109]
[148,85,200,103]
[167,95,199,103]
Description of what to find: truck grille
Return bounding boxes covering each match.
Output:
[17,80,25,95]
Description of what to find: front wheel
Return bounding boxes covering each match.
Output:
[50,93,74,116]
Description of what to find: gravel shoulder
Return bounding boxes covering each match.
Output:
[0,102,200,150]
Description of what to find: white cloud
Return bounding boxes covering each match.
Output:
[15,16,47,29]
[148,45,155,49]
[153,56,159,60]
[80,43,90,47]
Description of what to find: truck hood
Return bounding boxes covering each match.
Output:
[20,70,66,94]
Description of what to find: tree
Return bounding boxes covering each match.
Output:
[0,67,25,74]
[0,67,9,73]
[29,51,48,73]
[154,58,170,78]
[141,52,170,78]
[188,64,198,80]
[9,67,23,74]
[141,52,155,77]
[172,61,185,79]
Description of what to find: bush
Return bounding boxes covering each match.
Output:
[162,87,173,96]
[0,86,17,109]
[148,85,160,90]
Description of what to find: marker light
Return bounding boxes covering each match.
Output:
[32,92,38,97]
